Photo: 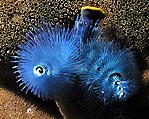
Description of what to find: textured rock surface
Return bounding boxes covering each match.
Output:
[0,85,63,119]
[0,0,148,61]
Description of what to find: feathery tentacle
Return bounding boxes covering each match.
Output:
[12,19,84,100]
[79,34,140,105]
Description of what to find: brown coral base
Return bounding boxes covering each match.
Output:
[0,85,63,119]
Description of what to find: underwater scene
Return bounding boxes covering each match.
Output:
[0,0,149,119]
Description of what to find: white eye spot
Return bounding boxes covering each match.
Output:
[33,65,46,77]
[119,92,125,98]
[114,80,120,85]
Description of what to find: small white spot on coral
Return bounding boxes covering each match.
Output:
[26,108,32,113]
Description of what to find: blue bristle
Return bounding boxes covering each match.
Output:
[79,36,140,105]
[74,14,100,45]
[12,19,84,100]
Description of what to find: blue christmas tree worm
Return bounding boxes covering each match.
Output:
[12,19,84,100]
[79,33,140,105]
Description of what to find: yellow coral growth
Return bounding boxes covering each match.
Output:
[81,6,106,16]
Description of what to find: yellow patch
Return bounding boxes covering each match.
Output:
[81,6,106,16]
